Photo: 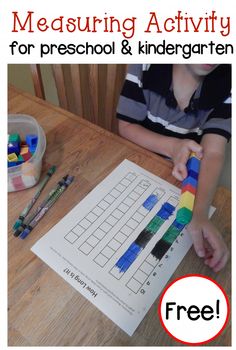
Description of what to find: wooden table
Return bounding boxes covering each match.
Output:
[8,86,231,346]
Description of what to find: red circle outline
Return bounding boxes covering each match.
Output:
[158,274,230,345]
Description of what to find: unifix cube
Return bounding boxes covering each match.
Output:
[9,133,21,144]
[187,154,201,173]
[8,141,21,155]
[17,155,24,164]
[20,145,29,155]
[8,162,17,168]
[21,152,32,162]
[178,191,195,211]
[26,134,38,153]
[176,207,193,225]
[8,153,18,162]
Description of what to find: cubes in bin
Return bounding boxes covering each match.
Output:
[7,134,35,168]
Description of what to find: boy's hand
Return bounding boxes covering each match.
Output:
[187,215,229,272]
[171,139,203,181]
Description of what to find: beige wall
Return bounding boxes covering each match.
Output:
[8,64,59,105]
[8,64,231,190]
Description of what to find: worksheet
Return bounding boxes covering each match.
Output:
[31,159,213,336]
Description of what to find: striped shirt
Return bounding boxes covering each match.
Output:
[117,64,231,142]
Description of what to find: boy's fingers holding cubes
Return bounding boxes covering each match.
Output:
[186,140,203,159]
[172,163,187,181]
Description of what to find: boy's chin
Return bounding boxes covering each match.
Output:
[188,64,219,76]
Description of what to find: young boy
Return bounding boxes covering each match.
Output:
[117,64,231,272]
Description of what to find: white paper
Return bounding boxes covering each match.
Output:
[31,159,214,336]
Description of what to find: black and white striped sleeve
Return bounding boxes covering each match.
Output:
[202,93,231,141]
[117,64,147,123]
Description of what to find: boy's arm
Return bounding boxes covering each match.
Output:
[187,133,229,271]
[118,120,203,174]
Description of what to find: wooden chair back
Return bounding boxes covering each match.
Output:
[30,64,127,133]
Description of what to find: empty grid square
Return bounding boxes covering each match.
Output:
[123,197,135,207]
[79,242,93,255]
[108,239,121,250]
[79,218,91,229]
[138,206,150,216]
[129,191,140,201]
[98,200,110,210]
[139,261,154,275]
[110,266,123,279]
[93,228,106,240]
[133,270,148,284]
[65,231,79,244]
[115,232,127,243]
[146,254,159,267]
[133,212,144,223]
[110,188,121,198]
[86,212,98,223]
[118,203,129,213]
[126,278,142,293]
[140,180,150,188]
[102,246,115,259]
[116,184,126,192]
[112,209,123,220]
[120,225,133,236]
[72,225,85,236]
[106,216,118,226]
[156,189,165,199]
[94,254,109,267]
[168,197,179,208]
[126,173,136,181]
[120,178,131,187]
[100,222,112,233]
[92,206,104,216]
[104,194,115,204]
[135,185,146,195]
[87,235,99,247]
[126,218,139,229]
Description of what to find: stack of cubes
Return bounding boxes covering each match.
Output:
[176,152,201,225]
[8,133,38,168]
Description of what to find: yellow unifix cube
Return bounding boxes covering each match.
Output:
[8,153,18,162]
[178,191,195,211]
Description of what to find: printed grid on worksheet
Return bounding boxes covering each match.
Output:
[124,229,185,294]
[64,171,182,294]
[64,172,138,246]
